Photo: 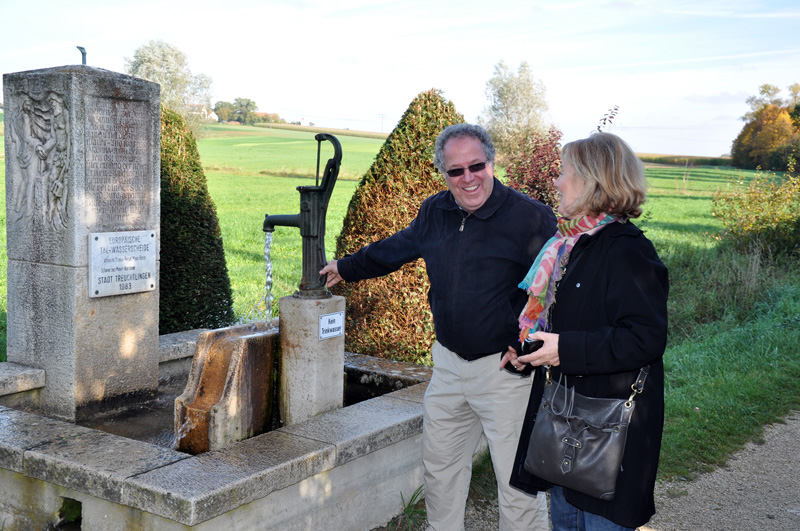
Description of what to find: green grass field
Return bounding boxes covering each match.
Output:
[640,165,727,249]
[1,123,799,487]
[200,123,384,181]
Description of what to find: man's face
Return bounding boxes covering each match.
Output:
[442,136,494,214]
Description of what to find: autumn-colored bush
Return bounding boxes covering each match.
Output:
[505,126,562,209]
[712,162,800,255]
[333,89,464,363]
[160,109,235,333]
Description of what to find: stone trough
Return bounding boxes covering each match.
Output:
[0,330,432,530]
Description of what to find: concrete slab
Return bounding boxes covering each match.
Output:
[124,429,335,525]
[0,407,99,471]
[185,431,426,531]
[344,352,432,387]
[385,381,428,404]
[0,362,46,395]
[159,329,206,363]
[23,429,189,504]
[279,394,423,465]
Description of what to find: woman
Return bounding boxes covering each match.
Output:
[502,132,669,530]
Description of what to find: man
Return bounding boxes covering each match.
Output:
[320,124,555,530]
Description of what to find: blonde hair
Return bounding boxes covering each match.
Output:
[561,132,646,219]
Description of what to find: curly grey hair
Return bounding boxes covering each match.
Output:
[433,123,496,175]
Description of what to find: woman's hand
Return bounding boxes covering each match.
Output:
[319,259,343,287]
[518,331,560,367]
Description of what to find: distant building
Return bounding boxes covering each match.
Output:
[184,104,218,122]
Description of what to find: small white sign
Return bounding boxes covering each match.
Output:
[89,230,157,298]
[319,311,345,340]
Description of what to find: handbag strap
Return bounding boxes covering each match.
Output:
[550,371,574,416]
[544,364,651,408]
[626,365,650,406]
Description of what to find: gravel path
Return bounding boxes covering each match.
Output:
[459,411,800,530]
[642,411,800,531]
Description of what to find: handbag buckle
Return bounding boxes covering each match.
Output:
[562,436,581,448]
[626,382,643,406]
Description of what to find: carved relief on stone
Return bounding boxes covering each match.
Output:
[7,91,70,229]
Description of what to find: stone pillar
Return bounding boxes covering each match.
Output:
[3,66,161,421]
[279,295,345,425]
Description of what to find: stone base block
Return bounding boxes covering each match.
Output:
[279,295,345,425]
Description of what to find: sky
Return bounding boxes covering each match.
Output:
[2,0,799,157]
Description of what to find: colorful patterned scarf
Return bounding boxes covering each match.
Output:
[518,214,617,341]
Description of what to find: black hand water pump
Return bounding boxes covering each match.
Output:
[263,133,342,299]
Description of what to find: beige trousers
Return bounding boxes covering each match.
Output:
[423,342,548,531]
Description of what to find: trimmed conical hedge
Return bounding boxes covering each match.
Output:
[159,109,235,333]
[333,89,464,363]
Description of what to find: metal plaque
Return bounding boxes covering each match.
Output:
[89,230,157,298]
[319,311,345,340]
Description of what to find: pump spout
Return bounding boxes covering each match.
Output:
[263,213,300,233]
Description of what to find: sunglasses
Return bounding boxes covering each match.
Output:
[445,161,488,178]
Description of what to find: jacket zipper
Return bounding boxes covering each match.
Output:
[450,208,469,336]
[459,211,470,232]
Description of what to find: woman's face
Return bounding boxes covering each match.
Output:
[555,161,586,218]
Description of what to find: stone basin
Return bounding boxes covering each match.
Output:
[0,331,433,530]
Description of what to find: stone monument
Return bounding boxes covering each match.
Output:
[3,66,161,421]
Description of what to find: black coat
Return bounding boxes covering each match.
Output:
[509,220,669,528]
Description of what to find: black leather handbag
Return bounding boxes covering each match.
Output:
[523,365,649,500]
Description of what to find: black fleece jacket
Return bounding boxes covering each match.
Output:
[337,178,556,360]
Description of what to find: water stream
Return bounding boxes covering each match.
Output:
[242,231,274,323]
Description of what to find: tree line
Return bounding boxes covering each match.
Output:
[731,83,800,171]
[212,98,285,125]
